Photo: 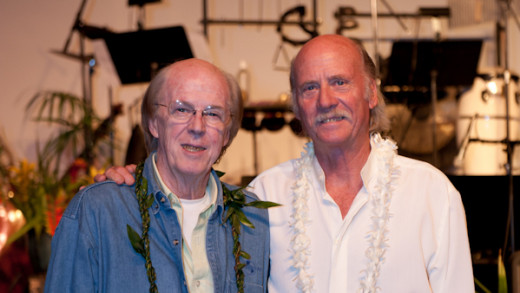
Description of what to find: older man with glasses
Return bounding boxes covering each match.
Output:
[44,59,274,293]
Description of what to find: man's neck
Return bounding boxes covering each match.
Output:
[314,141,371,218]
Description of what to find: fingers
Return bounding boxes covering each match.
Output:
[122,164,137,185]
[92,165,137,186]
[94,174,107,183]
[104,166,130,185]
[125,164,137,174]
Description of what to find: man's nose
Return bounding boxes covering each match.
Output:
[317,85,338,110]
[187,111,206,133]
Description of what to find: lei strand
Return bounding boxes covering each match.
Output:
[218,171,280,293]
[127,163,279,293]
[358,134,398,293]
[290,134,397,293]
[289,143,315,293]
[126,162,158,293]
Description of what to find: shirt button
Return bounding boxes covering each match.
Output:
[173,239,179,245]
[195,280,201,287]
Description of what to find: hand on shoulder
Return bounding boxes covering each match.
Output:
[94,164,137,185]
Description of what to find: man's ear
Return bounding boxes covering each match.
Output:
[292,93,301,121]
[368,82,378,109]
[223,128,230,147]
[149,118,159,139]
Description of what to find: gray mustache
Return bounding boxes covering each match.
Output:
[314,110,351,124]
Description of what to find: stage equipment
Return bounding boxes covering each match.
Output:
[240,103,293,176]
[55,0,114,166]
[386,99,457,155]
[272,5,319,71]
[382,39,482,158]
[489,0,520,262]
[334,7,359,34]
[103,26,193,84]
[128,0,160,6]
[128,0,161,30]
[334,5,450,81]
[455,70,520,175]
[289,118,304,137]
[333,5,450,24]
[200,0,319,72]
[201,0,319,38]
[384,40,482,90]
[275,5,318,46]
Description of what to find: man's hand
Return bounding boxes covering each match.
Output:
[94,164,137,185]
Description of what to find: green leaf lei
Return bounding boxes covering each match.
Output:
[127,162,280,293]
[127,162,158,293]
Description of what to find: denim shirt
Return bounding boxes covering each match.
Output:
[44,155,270,292]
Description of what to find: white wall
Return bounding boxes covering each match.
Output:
[1,0,519,184]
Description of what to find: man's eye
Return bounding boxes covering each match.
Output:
[174,107,192,114]
[302,84,317,92]
[334,80,346,86]
[204,111,223,120]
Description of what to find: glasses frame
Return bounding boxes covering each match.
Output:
[155,100,232,128]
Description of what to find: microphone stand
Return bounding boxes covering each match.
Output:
[60,0,95,167]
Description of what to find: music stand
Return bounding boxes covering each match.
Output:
[384,39,482,89]
[103,26,193,84]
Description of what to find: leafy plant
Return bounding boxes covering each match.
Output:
[25,91,98,176]
[2,91,119,246]
[5,157,91,245]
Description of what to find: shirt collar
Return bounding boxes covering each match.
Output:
[151,152,218,208]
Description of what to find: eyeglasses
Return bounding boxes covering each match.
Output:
[155,100,231,128]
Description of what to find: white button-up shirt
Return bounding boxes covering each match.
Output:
[250,137,474,292]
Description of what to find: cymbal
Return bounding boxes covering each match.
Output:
[386,99,457,155]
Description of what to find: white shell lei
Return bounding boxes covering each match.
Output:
[290,133,398,293]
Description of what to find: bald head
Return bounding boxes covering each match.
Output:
[289,34,388,134]
[164,59,228,87]
[290,35,374,93]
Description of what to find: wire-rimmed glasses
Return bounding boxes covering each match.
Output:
[155,100,231,128]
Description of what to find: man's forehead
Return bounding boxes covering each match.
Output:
[294,53,360,82]
[162,78,229,105]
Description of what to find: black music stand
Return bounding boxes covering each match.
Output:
[103,26,193,84]
[384,39,482,89]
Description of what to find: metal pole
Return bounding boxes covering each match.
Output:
[370,0,380,82]
[203,0,208,38]
[502,0,516,257]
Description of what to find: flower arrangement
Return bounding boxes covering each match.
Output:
[0,91,120,247]
[3,158,93,244]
